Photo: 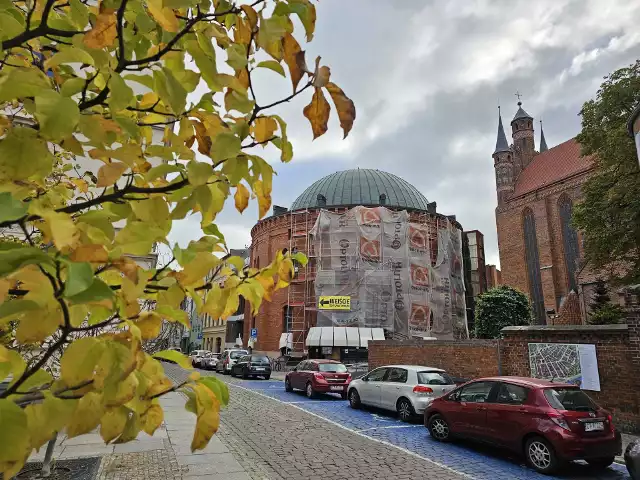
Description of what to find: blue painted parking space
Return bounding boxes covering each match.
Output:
[234,379,631,480]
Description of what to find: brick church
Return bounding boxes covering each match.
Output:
[493,101,599,324]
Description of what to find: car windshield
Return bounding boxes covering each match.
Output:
[230,351,248,359]
[417,371,454,385]
[251,355,269,362]
[544,387,597,411]
[318,363,347,373]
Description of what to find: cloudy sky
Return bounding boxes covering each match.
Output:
[168,0,640,267]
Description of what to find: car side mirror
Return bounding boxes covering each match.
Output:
[362,376,369,382]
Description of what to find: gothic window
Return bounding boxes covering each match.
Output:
[523,208,545,324]
[559,195,579,292]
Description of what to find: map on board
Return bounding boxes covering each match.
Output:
[528,343,601,391]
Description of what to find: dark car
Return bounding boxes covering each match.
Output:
[285,360,351,399]
[231,354,271,379]
[424,376,622,474]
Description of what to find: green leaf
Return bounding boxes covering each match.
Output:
[0,192,27,223]
[226,44,248,70]
[60,337,104,385]
[69,0,89,28]
[0,299,40,324]
[154,68,187,115]
[0,68,50,104]
[256,60,285,77]
[202,224,226,244]
[34,90,80,142]
[18,368,52,393]
[61,77,86,97]
[0,128,55,182]
[156,305,189,328]
[199,376,229,407]
[145,163,184,182]
[0,399,30,464]
[44,47,94,69]
[0,12,24,41]
[66,278,114,304]
[291,251,308,267]
[187,161,212,186]
[186,40,219,92]
[210,132,241,162]
[63,262,95,298]
[153,350,192,369]
[108,72,134,112]
[0,245,54,277]
[288,0,316,42]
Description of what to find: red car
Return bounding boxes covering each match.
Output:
[285,359,351,399]
[424,376,622,474]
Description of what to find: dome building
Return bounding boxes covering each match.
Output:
[243,169,470,360]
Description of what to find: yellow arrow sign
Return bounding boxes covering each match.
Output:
[318,296,351,310]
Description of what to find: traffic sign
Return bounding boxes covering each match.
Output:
[318,296,351,310]
[197,332,203,339]
[250,328,258,338]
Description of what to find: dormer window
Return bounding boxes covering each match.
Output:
[379,193,387,205]
[317,194,326,206]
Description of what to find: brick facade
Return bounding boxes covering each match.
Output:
[369,309,640,432]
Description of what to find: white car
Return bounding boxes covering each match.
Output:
[215,349,249,374]
[189,350,210,368]
[347,365,457,422]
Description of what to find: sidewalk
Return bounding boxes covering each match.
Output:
[27,392,251,480]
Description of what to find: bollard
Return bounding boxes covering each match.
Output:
[626,439,640,480]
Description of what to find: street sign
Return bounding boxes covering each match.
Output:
[197,332,203,339]
[318,296,351,310]
[250,328,258,338]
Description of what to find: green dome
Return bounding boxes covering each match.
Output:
[291,169,430,212]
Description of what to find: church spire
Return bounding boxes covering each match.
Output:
[493,106,511,155]
[539,120,548,152]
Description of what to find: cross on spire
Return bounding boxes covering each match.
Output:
[515,91,523,105]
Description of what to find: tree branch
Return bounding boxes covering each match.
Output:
[116,0,130,71]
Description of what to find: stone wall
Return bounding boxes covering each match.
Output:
[368,340,500,380]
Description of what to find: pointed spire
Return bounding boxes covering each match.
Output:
[539,120,548,152]
[512,100,533,122]
[494,106,511,155]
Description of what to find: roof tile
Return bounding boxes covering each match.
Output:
[512,139,593,196]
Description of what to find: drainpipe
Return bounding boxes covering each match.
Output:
[497,336,503,376]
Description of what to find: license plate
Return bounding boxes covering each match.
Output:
[585,421,604,432]
[254,367,265,371]
[330,386,343,391]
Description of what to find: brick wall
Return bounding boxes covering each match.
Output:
[369,310,640,432]
[368,340,500,380]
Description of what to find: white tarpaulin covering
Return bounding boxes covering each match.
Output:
[310,206,468,340]
[279,333,292,350]
[305,327,386,347]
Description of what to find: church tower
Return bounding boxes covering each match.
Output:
[493,107,514,205]
[511,100,535,177]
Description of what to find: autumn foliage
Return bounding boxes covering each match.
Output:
[0,0,354,476]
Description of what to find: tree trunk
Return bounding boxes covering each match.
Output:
[41,432,58,478]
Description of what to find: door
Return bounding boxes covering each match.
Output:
[291,361,307,390]
[235,355,250,376]
[484,382,531,445]
[380,368,409,410]
[358,368,388,407]
[450,381,497,437]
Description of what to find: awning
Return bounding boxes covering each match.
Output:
[279,333,292,349]
[305,327,385,348]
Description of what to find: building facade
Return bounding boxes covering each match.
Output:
[492,102,597,324]
[485,264,502,290]
[464,230,487,300]
[245,169,471,358]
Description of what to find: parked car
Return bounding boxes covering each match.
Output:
[285,360,351,399]
[216,349,249,374]
[202,353,220,370]
[231,354,272,379]
[424,376,622,474]
[189,350,209,368]
[347,365,456,421]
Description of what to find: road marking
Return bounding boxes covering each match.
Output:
[228,383,473,479]
[357,425,422,433]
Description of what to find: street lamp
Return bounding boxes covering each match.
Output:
[628,101,640,166]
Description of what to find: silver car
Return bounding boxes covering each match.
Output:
[347,365,457,422]
[215,349,249,374]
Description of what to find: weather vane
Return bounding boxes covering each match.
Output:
[515,91,523,103]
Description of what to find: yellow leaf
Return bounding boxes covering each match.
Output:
[25,394,75,452]
[16,305,62,343]
[70,178,89,193]
[83,8,117,49]
[253,179,271,219]
[100,406,129,443]
[193,120,212,156]
[0,279,9,303]
[153,350,192,370]
[190,383,220,451]
[303,87,330,139]
[60,337,105,386]
[105,372,139,407]
[252,116,278,143]
[0,399,30,468]
[313,65,331,88]
[188,371,201,382]
[282,33,303,93]
[139,92,159,109]
[70,244,109,263]
[66,392,105,438]
[141,404,163,435]
[240,4,258,29]
[136,311,162,340]
[325,82,356,139]
[39,210,80,250]
[96,161,128,187]
[158,283,185,309]
[234,183,249,214]
[147,0,179,32]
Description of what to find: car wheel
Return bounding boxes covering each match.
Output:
[340,392,348,400]
[264,375,270,380]
[242,370,249,379]
[305,382,315,399]
[285,378,293,392]
[427,414,451,442]
[587,457,615,469]
[348,389,361,409]
[525,436,559,474]
[397,398,415,422]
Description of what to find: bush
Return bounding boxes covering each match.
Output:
[588,303,626,325]
[474,286,532,339]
